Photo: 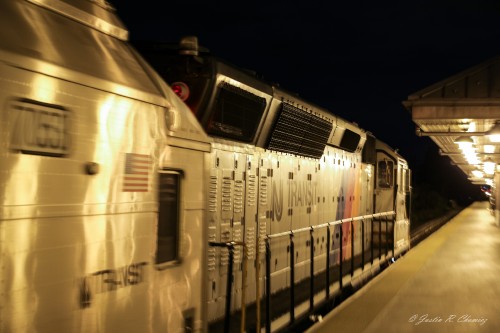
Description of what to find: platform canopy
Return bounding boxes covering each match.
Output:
[403,56,500,186]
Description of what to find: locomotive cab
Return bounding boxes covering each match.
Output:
[374,140,411,257]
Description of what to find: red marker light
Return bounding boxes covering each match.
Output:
[171,82,190,101]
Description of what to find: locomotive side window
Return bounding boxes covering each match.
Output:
[206,82,267,142]
[377,159,394,188]
[156,171,181,265]
[399,166,404,192]
[339,128,361,152]
[362,134,376,164]
[405,168,411,192]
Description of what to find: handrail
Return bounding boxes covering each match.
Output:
[263,210,397,332]
[208,210,397,333]
[208,241,247,333]
[265,211,395,239]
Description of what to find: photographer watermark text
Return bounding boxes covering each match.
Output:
[408,314,488,326]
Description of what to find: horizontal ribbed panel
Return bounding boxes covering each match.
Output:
[267,103,332,159]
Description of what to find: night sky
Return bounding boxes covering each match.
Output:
[112,0,500,200]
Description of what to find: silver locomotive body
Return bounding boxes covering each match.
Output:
[137,37,411,331]
[0,1,209,332]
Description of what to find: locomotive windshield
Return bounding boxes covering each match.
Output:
[378,159,394,188]
[207,82,267,142]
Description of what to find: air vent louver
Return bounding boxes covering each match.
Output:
[267,103,332,159]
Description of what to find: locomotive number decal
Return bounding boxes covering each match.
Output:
[9,99,70,156]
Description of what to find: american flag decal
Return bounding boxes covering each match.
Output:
[123,153,151,192]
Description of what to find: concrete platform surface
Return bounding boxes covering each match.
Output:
[307,201,500,333]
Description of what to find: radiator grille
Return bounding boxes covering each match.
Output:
[267,103,332,159]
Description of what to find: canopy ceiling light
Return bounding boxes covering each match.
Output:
[486,121,500,142]
[484,145,496,154]
[483,157,496,175]
[471,169,484,178]
[454,136,474,151]
[454,136,474,145]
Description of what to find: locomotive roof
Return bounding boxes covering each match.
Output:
[0,0,167,106]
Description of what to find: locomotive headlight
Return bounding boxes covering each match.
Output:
[171,82,190,101]
[33,75,56,102]
[166,108,179,131]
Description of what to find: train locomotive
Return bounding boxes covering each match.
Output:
[0,1,410,332]
[136,37,412,331]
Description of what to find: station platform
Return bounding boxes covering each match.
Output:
[306,201,500,333]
